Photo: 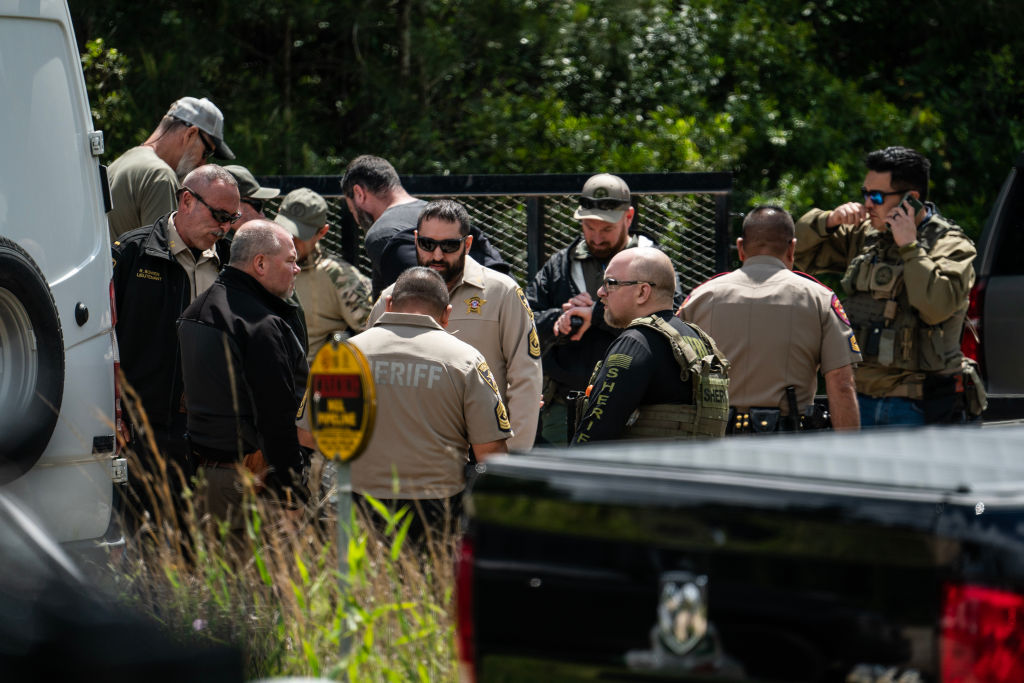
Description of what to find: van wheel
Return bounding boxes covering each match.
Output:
[0,237,64,481]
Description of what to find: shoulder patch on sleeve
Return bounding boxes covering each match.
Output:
[830,294,852,326]
[477,361,500,396]
[515,286,535,322]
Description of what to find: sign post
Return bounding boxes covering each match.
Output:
[308,334,375,662]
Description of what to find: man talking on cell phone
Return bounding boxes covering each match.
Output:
[792,146,980,426]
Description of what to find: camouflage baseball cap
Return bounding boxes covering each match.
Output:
[167,96,234,160]
[275,188,327,240]
[573,173,631,223]
[224,165,280,200]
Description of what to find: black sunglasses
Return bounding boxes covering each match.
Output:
[416,235,466,254]
[578,196,629,211]
[184,187,241,225]
[196,129,216,159]
[861,188,904,205]
[242,197,265,214]
[602,277,656,290]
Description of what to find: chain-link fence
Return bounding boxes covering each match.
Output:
[258,173,732,293]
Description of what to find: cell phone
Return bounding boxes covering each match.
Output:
[900,192,924,213]
[886,192,924,230]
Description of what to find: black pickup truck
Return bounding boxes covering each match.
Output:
[456,426,1024,682]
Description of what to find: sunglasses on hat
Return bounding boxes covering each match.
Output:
[578,197,629,211]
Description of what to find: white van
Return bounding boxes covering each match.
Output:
[0,0,124,544]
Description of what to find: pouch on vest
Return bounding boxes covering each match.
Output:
[841,253,873,295]
[869,262,903,299]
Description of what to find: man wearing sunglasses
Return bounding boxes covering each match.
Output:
[112,164,240,523]
[794,146,977,426]
[527,173,683,445]
[369,200,542,451]
[225,165,280,229]
[571,247,729,444]
[680,206,861,433]
[108,96,234,241]
[340,154,509,298]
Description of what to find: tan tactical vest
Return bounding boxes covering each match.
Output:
[623,315,730,439]
[840,218,965,373]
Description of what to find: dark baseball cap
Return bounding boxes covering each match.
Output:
[274,188,327,240]
[573,173,631,223]
[166,96,235,160]
[224,165,280,200]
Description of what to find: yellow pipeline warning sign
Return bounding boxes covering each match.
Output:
[309,339,375,461]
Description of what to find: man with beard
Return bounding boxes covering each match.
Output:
[571,248,729,444]
[369,200,542,450]
[340,154,508,297]
[527,173,683,445]
[107,97,234,240]
[112,164,240,523]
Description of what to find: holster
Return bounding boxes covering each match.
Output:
[566,390,588,442]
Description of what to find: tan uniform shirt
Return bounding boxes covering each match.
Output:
[166,214,221,299]
[680,255,861,412]
[371,256,542,451]
[795,208,975,397]
[107,145,180,241]
[295,244,373,362]
[349,312,511,499]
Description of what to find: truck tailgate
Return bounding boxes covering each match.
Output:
[463,426,1024,681]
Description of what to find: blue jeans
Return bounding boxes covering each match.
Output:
[857,394,926,427]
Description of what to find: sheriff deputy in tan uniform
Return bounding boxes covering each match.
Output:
[350,267,511,540]
[369,199,542,451]
[679,205,862,432]
[794,146,978,426]
[274,187,373,362]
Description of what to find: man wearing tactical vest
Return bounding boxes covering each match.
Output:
[794,146,978,426]
[570,247,729,444]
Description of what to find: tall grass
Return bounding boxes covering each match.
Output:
[106,446,459,682]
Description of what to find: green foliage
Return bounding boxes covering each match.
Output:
[72,0,1024,238]
[110,465,458,681]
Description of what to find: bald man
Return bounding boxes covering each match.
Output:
[178,220,309,529]
[679,205,861,433]
[571,247,729,444]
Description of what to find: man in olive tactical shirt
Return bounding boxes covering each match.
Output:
[794,146,977,426]
[571,248,729,444]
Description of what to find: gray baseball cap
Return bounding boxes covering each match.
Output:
[166,96,235,160]
[573,173,631,223]
[224,165,280,200]
[274,188,327,240]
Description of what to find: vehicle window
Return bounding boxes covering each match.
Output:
[992,173,1024,276]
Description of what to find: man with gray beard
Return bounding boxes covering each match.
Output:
[107,96,235,240]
